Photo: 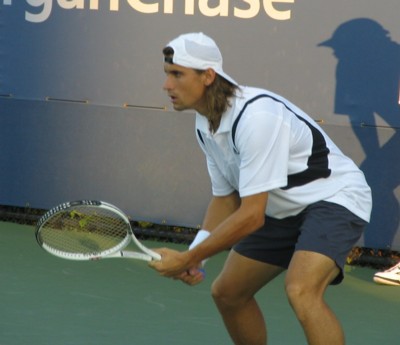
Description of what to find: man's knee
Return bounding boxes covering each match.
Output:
[211,277,232,305]
[285,279,320,309]
[211,277,247,308]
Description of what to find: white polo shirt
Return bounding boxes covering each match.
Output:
[195,86,372,222]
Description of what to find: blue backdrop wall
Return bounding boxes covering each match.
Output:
[1,0,400,250]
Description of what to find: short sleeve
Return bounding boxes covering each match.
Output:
[235,100,290,196]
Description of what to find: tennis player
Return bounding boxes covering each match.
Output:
[149,32,372,345]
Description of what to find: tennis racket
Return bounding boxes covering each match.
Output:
[35,200,161,262]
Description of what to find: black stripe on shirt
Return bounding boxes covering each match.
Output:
[232,94,331,190]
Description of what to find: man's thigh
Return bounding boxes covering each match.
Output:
[213,250,285,299]
[286,250,340,292]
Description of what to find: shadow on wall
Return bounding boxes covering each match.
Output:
[319,18,400,249]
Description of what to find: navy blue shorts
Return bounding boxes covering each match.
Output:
[233,201,367,285]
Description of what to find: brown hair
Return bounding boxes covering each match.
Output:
[201,74,238,131]
[163,46,239,132]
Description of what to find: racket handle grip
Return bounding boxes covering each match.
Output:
[198,268,206,278]
[188,267,206,279]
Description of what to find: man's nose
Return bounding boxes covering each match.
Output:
[163,76,172,91]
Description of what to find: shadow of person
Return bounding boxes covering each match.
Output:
[319,18,400,249]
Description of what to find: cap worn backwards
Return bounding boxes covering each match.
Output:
[165,32,238,86]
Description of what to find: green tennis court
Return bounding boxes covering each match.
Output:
[1,221,399,345]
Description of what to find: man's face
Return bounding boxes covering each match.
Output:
[163,63,209,113]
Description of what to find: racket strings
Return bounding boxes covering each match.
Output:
[39,207,130,255]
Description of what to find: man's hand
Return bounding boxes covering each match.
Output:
[148,248,205,286]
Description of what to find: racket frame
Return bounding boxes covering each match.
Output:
[36,200,161,261]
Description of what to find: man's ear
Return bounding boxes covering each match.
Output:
[203,68,217,86]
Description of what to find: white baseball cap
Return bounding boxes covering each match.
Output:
[164,32,238,86]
